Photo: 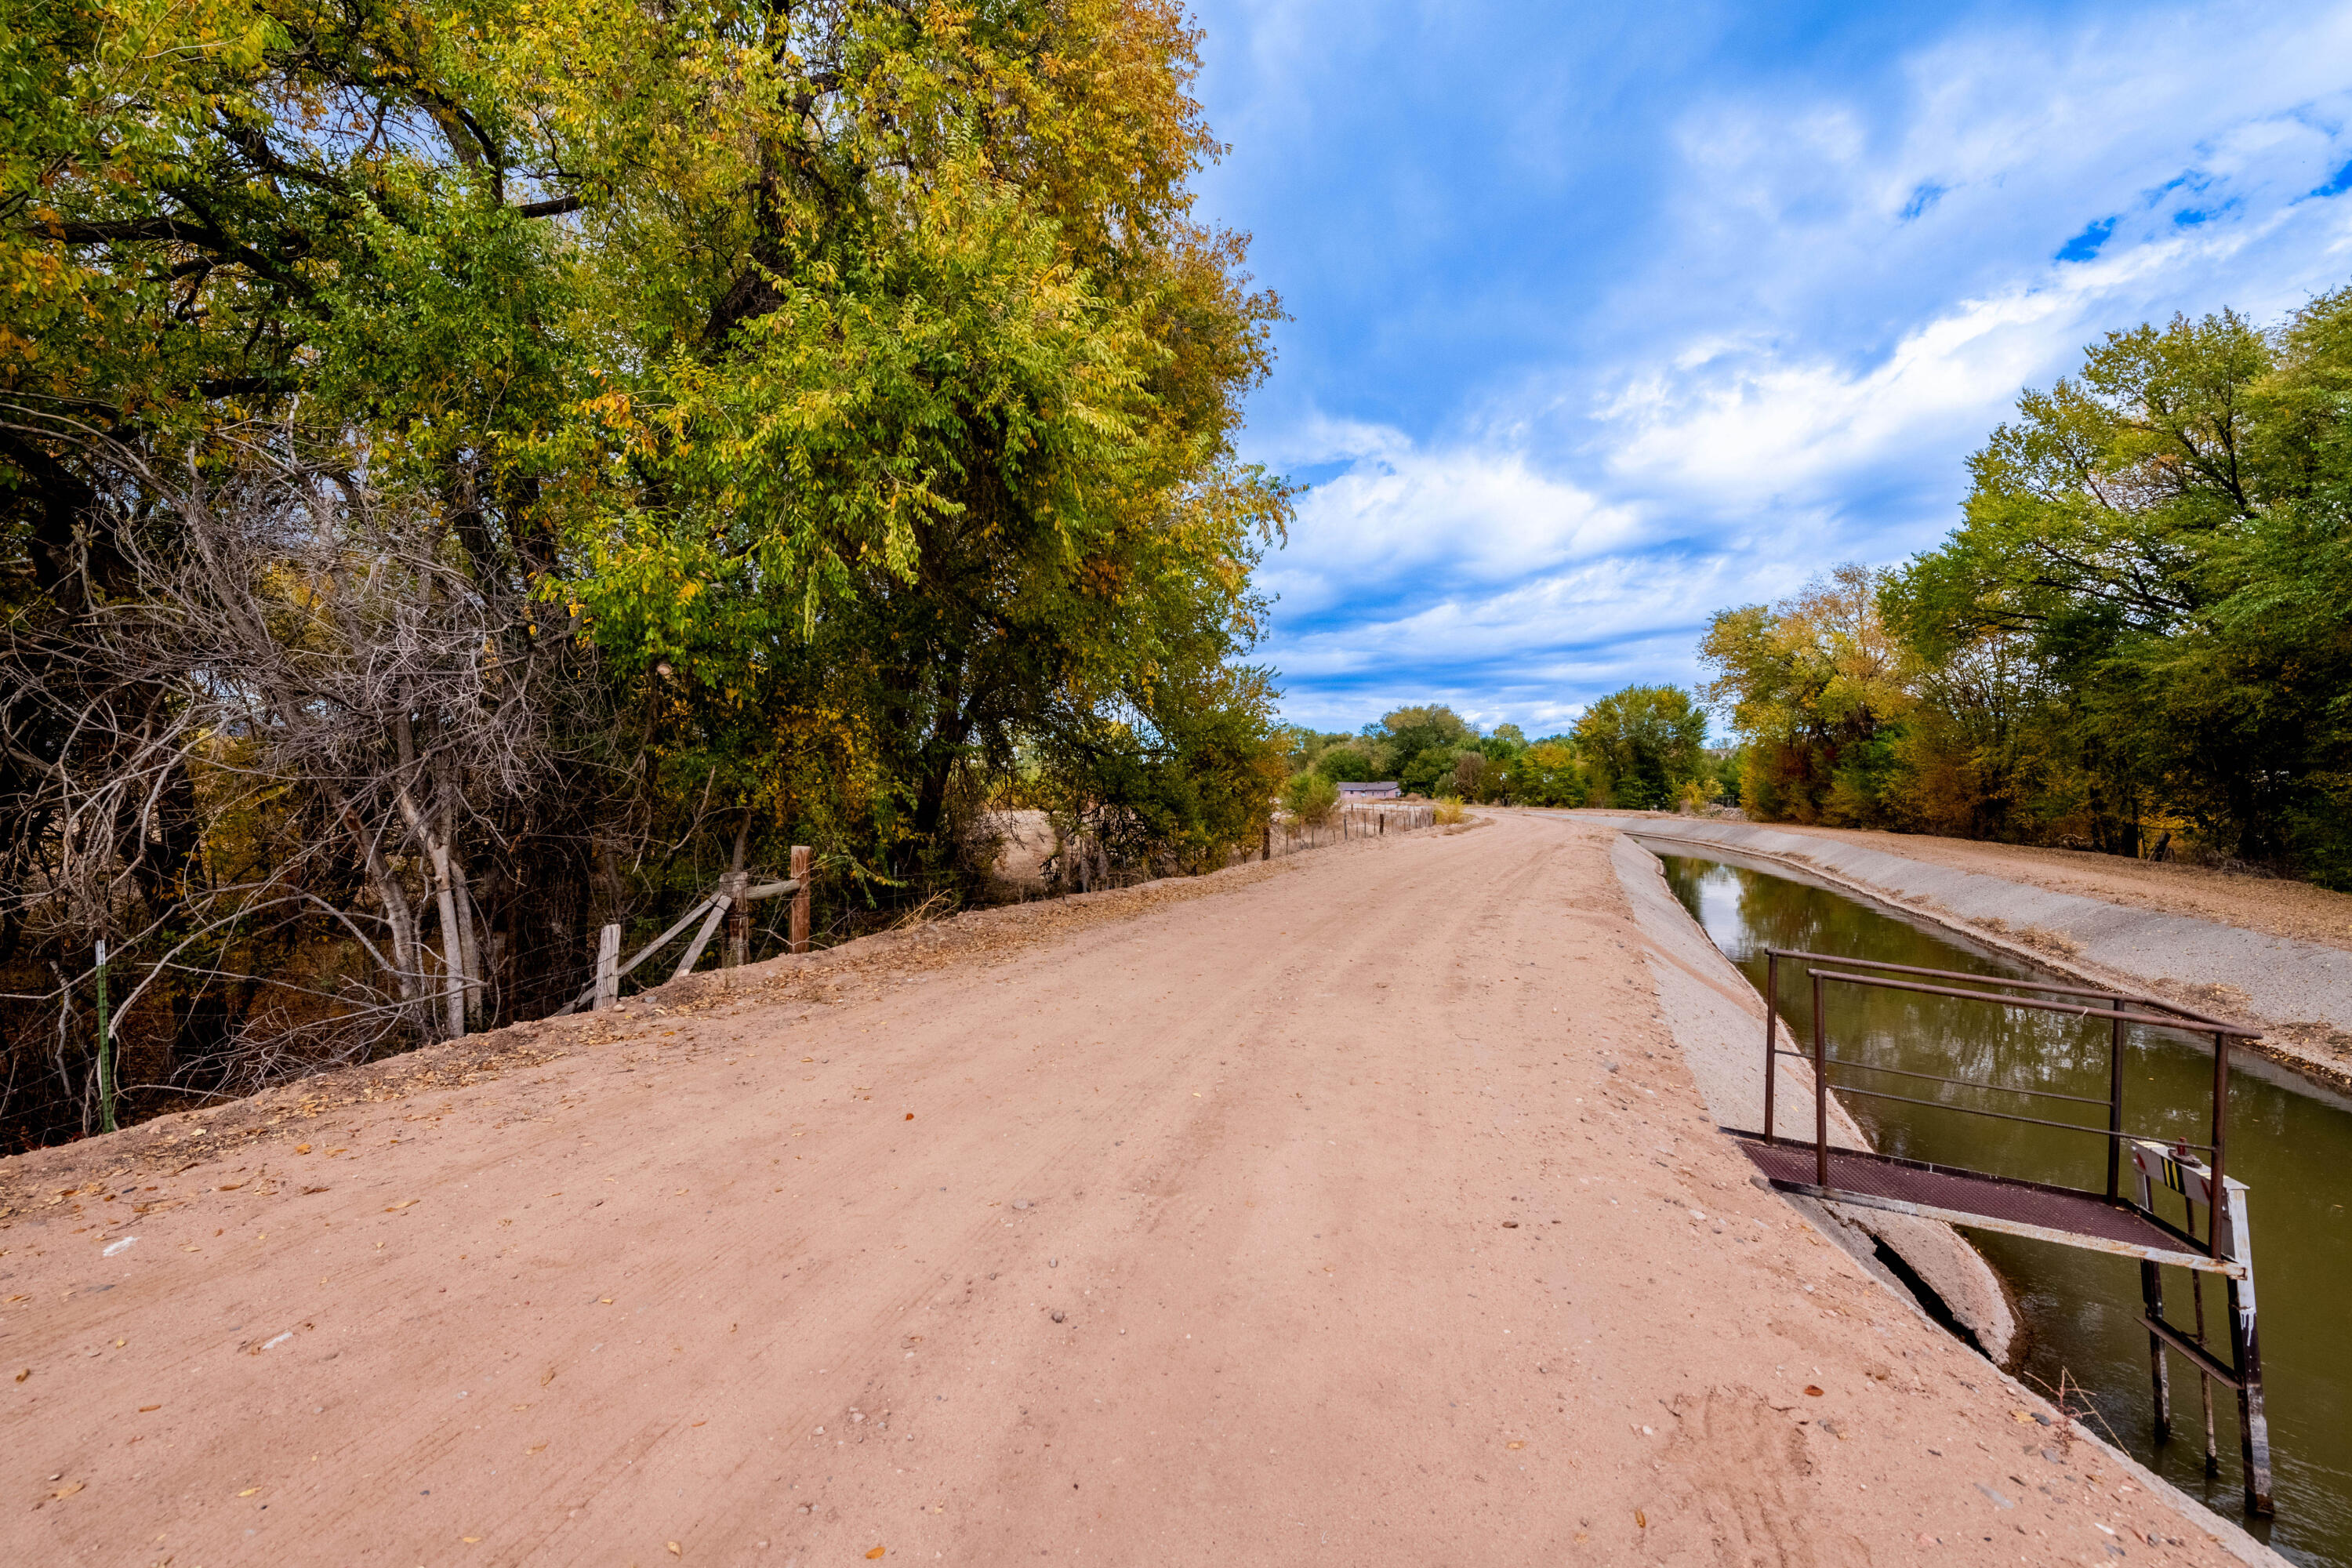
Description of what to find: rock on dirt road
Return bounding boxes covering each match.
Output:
[0,814,2267,1565]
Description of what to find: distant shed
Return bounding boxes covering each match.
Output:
[1338,781,1401,800]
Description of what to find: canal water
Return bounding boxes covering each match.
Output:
[1655,850,2352,1566]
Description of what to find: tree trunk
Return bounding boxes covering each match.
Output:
[394,713,470,1040]
[442,796,485,1028]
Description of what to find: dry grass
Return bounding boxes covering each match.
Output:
[1432,797,1467,826]
[1977,915,2084,959]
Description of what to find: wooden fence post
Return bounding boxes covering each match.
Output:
[1261,820,1272,861]
[593,922,620,1011]
[789,846,811,953]
[723,870,750,970]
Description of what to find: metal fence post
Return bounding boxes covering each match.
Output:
[1811,971,1831,1187]
[2107,996,2126,1200]
[2132,1154,2172,1442]
[1762,950,1780,1145]
[2209,1032,2228,1259]
[2223,1180,2274,1515]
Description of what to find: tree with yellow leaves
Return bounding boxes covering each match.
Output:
[0,0,1288,1147]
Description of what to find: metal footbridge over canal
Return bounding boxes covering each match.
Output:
[1729,949,2275,1518]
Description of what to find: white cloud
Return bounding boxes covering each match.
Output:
[1596,240,2190,502]
[1213,1,2352,731]
[1592,8,2352,509]
[1260,428,1644,617]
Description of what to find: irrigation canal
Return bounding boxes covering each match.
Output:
[1654,848,2352,1566]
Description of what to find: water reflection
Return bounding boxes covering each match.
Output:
[1659,851,2352,1566]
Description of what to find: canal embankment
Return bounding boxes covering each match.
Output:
[1573,814,2343,1566]
[1587,815,2352,1091]
[1606,832,2024,1359]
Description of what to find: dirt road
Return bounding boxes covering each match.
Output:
[1,815,2262,1566]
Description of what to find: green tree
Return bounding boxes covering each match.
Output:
[1685,294,2352,882]
[1504,740,1589,806]
[1378,704,1475,762]
[1314,742,1383,782]
[1282,770,1339,828]
[1399,745,1457,797]
[1893,306,2344,866]
[1573,686,1707,810]
[1700,565,1909,826]
[0,0,1296,1144]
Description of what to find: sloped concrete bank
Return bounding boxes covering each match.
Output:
[1606,833,2022,1360]
[1592,814,2352,1091]
[1591,820,2291,1568]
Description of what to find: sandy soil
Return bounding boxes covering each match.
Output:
[973,811,1058,896]
[0,815,2258,1566]
[1741,822,2352,956]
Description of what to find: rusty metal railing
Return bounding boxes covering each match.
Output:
[1760,948,2261,1258]
[1752,947,2275,1515]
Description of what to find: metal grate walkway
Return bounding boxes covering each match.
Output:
[1730,1133,2235,1275]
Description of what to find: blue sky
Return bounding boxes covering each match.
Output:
[1184,0,2352,736]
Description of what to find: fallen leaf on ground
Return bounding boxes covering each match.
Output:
[238,1487,259,1497]
[1507,1440,1525,1450]
[384,1200,419,1212]
[904,1112,914,1120]
[667,1544,681,1556]
[13,1368,26,1383]
[866,1549,886,1560]
[1804,1386,1824,1397]
[295,1145,312,1154]
[139,1404,159,1412]
[1634,1510,1646,1530]
[463,1537,481,1544]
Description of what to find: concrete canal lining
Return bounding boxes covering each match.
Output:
[1592,814,2352,1088]
[1595,820,2293,1567]
[1607,832,2022,1361]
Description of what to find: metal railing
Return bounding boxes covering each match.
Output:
[1759,947,2263,1262]
[1754,947,2274,1516]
